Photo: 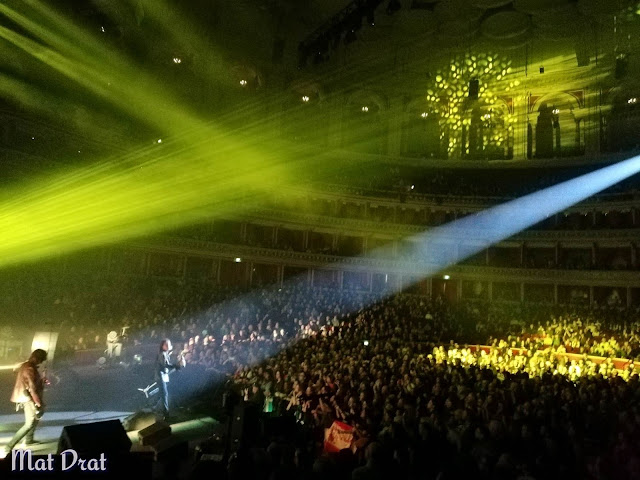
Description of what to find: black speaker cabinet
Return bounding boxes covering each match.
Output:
[57,420,132,455]
[230,403,261,450]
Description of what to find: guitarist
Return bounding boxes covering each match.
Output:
[155,339,186,421]
[5,349,47,452]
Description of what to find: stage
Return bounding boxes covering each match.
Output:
[0,361,226,478]
[0,410,219,454]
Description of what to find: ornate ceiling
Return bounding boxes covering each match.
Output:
[278,0,639,92]
[79,0,639,96]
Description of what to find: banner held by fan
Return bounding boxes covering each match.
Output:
[324,421,354,453]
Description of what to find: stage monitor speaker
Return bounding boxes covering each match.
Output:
[123,410,157,432]
[468,79,479,100]
[138,420,171,446]
[57,420,132,455]
[230,404,261,450]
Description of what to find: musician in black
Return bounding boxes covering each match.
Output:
[155,339,185,420]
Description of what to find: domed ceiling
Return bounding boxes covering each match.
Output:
[287,0,639,90]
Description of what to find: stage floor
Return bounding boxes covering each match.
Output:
[0,410,218,454]
[0,362,223,475]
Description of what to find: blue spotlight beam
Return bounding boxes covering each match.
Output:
[396,156,640,280]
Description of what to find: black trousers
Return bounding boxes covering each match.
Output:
[158,381,169,416]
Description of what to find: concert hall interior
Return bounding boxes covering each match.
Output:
[1,0,640,479]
